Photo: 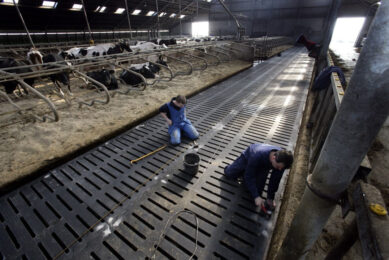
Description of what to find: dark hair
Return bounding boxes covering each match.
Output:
[176,95,187,104]
[275,150,294,169]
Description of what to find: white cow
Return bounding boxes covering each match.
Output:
[130,42,167,53]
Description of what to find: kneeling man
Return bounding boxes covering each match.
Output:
[159,95,199,145]
[224,143,293,208]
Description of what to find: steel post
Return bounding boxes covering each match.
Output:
[277,2,389,259]
[124,0,133,39]
[317,0,342,72]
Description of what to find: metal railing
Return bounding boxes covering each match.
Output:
[308,53,371,173]
[0,41,250,123]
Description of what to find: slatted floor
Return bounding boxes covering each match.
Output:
[0,47,313,260]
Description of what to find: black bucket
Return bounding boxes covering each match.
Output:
[184,153,200,175]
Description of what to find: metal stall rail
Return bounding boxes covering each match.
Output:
[0,42,246,123]
[0,48,313,259]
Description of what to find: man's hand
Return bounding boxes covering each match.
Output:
[160,113,172,126]
[255,197,263,206]
[266,199,276,210]
[267,199,275,207]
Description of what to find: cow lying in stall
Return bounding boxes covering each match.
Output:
[129,41,168,54]
[28,49,121,93]
[60,41,132,59]
[0,57,35,96]
[86,69,118,91]
[151,38,177,46]
[120,56,168,86]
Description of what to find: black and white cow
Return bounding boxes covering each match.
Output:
[120,55,169,86]
[152,38,177,46]
[86,69,118,90]
[0,57,35,95]
[120,64,155,86]
[60,42,132,59]
[42,54,71,93]
[147,56,168,74]
[27,49,72,95]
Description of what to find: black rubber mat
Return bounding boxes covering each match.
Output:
[0,48,313,260]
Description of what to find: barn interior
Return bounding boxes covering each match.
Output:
[0,0,388,259]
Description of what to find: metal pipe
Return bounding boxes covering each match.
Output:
[155,0,160,38]
[196,0,198,18]
[179,0,182,37]
[317,0,342,72]
[12,0,35,48]
[277,2,389,259]
[80,0,93,43]
[164,54,193,76]
[216,0,244,39]
[71,70,111,107]
[354,3,379,48]
[124,0,133,39]
[178,51,208,71]
[193,49,221,66]
[324,218,358,260]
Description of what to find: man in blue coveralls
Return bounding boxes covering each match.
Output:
[224,143,293,208]
[159,95,199,145]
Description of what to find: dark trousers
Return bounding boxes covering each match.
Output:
[224,154,267,198]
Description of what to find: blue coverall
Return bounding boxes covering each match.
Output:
[160,100,199,145]
[224,143,284,200]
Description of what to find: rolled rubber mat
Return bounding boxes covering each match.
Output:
[0,48,314,260]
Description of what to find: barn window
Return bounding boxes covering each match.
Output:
[330,17,365,57]
[114,8,125,14]
[192,21,209,37]
[132,9,141,15]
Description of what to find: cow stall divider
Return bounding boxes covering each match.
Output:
[206,47,231,62]
[177,51,208,71]
[216,46,241,59]
[193,49,222,66]
[0,69,59,122]
[0,42,250,124]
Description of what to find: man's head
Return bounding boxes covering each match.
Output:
[270,150,294,171]
[174,95,187,108]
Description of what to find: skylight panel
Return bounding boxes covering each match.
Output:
[41,1,57,8]
[169,13,176,18]
[132,9,141,15]
[95,6,106,12]
[146,11,155,16]
[3,0,19,4]
[159,12,166,17]
[180,14,185,19]
[71,3,82,10]
[115,8,125,14]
